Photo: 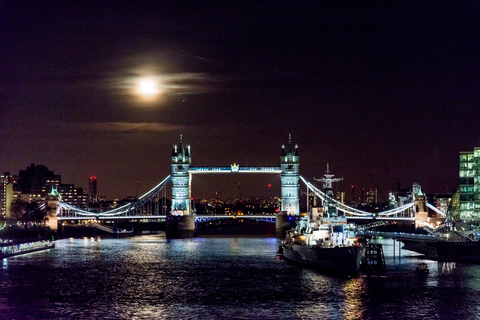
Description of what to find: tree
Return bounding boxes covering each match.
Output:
[11,199,41,227]
[447,189,460,222]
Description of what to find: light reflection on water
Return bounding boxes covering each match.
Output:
[0,236,480,319]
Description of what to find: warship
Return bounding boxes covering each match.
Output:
[282,165,364,274]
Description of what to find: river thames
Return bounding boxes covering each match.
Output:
[1,235,480,320]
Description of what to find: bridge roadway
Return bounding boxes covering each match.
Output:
[57,214,414,222]
[57,214,279,222]
[58,214,429,243]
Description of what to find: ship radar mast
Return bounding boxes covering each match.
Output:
[314,163,343,190]
[314,164,343,218]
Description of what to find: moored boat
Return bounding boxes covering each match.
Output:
[282,219,364,274]
[0,239,55,258]
[282,165,364,274]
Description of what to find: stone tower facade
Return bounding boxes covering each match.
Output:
[171,136,191,215]
[45,187,60,231]
[414,188,428,229]
[280,135,300,215]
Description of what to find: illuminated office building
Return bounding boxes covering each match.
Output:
[89,176,98,202]
[459,148,480,220]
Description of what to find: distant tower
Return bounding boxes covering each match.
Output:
[171,135,191,215]
[89,176,98,203]
[45,187,60,232]
[280,134,299,215]
[414,187,428,229]
[412,182,421,199]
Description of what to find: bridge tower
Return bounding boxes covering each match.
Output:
[45,187,60,232]
[171,135,191,215]
[280,135,300,215]
[168,135,195,237]
[414,188,428,230]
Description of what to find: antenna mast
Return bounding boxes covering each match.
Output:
[314,163,343,190]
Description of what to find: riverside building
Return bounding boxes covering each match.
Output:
[458,148,480,220]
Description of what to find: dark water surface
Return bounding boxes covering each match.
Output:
[1,235,480,319]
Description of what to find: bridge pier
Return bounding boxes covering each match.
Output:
[166,215,196,238]
[275,214,300,238]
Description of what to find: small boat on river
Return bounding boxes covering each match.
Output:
[416,262,429,275]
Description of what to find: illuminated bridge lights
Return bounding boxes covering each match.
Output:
[189,166,282,173]
[57,175,171,219]
[299,176,416,218]
[194,215,277,223]
[56,174,423,221]
[426,203,447,218]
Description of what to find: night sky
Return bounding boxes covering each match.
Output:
[1,1,480,201]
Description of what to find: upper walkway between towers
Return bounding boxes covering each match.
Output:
[188,166,282,174]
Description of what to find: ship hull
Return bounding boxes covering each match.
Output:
[283,244,364,274]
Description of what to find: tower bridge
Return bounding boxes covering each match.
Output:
[50,135,446,237]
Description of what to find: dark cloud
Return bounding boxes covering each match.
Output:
[74,122,187,133]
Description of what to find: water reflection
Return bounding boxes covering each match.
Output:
[1,236,480,319]
[438,261,456,274]
[342,277,366,320]
[230,238,239,254]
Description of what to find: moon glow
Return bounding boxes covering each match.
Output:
[135,77,161,101]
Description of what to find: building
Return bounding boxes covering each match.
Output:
[17,164,60,194]
[57,184,88,209]
[1,164,89,218]
[389,182,422,208]
[1,172,15,219]
[89,176,98,203]
[365,188,377,205]
[458,148,480,220]
[335,191,345,204]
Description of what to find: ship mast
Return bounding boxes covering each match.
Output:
[314,163,343,190]
[314,164,343,218]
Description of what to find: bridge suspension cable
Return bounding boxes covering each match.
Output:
[299,176,415,217]
[58,175,171,218]
[426,202,447,218]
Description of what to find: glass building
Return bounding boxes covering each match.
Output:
[459,148,480,220]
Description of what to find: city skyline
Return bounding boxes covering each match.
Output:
[1,2,479,200]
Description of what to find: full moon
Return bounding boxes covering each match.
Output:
[135,77,161,101]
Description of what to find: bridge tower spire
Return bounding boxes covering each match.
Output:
[280,134,300,215]
[171,135,191,215]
